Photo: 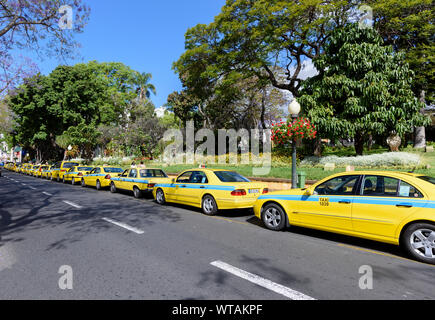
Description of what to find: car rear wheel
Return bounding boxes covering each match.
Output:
[402,223,435,265]
[110,182,116,193]
[71,178,75,185]
[155,188,165,205]
[262,203,287,231]
[202,195,218,216]
[62,177,66,183]
[133,187,142,199]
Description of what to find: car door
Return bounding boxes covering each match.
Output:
[173,171,194,204]
[180,171,209,205]
[291,175,360,232]
[351,175,423,241]
[126,169,138,191]
[116,170,129,189]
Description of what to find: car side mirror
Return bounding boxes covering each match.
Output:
[305,187,314,196]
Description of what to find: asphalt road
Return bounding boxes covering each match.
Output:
[0,171,434,300]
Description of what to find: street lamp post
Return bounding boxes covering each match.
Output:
[288,99,301,189]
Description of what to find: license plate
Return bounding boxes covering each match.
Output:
[249,189,259,194]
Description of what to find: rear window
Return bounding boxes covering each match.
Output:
[214,171,250,182]
[417,176,435,185]
[140,169,167,178]
[62,162,79,169]
[104,167,124,173]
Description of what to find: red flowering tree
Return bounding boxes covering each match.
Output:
[271,117,317,147]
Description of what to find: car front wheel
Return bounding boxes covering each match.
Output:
[402,223,435,265]
[96,180,101,190]
[81,179,86,187]
[262,203,287,231]
[110,182,116,193]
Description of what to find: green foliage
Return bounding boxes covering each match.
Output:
[299,24,431,155]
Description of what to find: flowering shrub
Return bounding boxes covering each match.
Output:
[301,152,421,167]
[271,117,317,146]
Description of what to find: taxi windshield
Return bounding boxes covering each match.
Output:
[417,176,435,185]
[214,171,250,182]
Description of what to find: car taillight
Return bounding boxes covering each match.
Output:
[231,189,246,196]
[147,183,155,188]
[61,169,66,172]
[105,174,111,179]
[262,188,269,194]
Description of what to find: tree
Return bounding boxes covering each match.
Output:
[299,24,430,155]
[124,101,165,158]
[174,0,358,101]
[367,0,435,148]
[0,0,91,95]
[134,72,156,102]
[57,122,101,162]
[7,61,146,161]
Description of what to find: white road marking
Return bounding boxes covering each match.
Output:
[102,217,145,235]
[42,192,53,196]
[21,183,27,186]
[29,186,36,190]
[63,200,83,209]
[210,260,316,300]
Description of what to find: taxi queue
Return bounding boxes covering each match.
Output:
[3,160,435,265]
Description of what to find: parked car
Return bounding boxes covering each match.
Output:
[81,166,124,190]
[110,168,172,198]
[153,169,268,215]
[63,166,94,185]
[253,171,435,264]
[50,161,80,182]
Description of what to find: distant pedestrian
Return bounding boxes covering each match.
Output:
[131,161,137,168]
[138,161,146,168]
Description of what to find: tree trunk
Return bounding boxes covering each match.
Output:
[414,90,426,149]
[313,137,322,157]
[354,132,365,156]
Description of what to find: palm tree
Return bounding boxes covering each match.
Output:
[135,72,156,102]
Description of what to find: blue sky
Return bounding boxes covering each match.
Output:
[28,0,226,108]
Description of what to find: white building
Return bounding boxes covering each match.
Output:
[155,106,168,118]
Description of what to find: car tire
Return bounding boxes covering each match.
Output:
[110,182,117,193]
[202,195,218,216]
[71,178,75,185]
[57,176,60,182]
[96,180,101,190]
[133,187,142,199]
[401,223,435,265]
[155,188,166,205]
[81,179,86,187]
[261,203,287,231]
[62,177,66,183]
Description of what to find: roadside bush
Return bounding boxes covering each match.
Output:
[301,152,421,168]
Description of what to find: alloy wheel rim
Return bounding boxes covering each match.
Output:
[157,190,163,203]
[264,207,281,228]
[203,198,214,213]
[410,229,435,259]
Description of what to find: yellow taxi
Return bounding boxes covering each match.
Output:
[63,166,94,185]
[31,165,41,177]
[35,165,50,178]
[50,161,80,182]
[20,163,29,174]
[253,171,435,264]
[110,168,172,198]
[41,165,52,179]
[14,164,22,173]
[81,166,124,190]
[26,164,35,175]
[153,169,269,215]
